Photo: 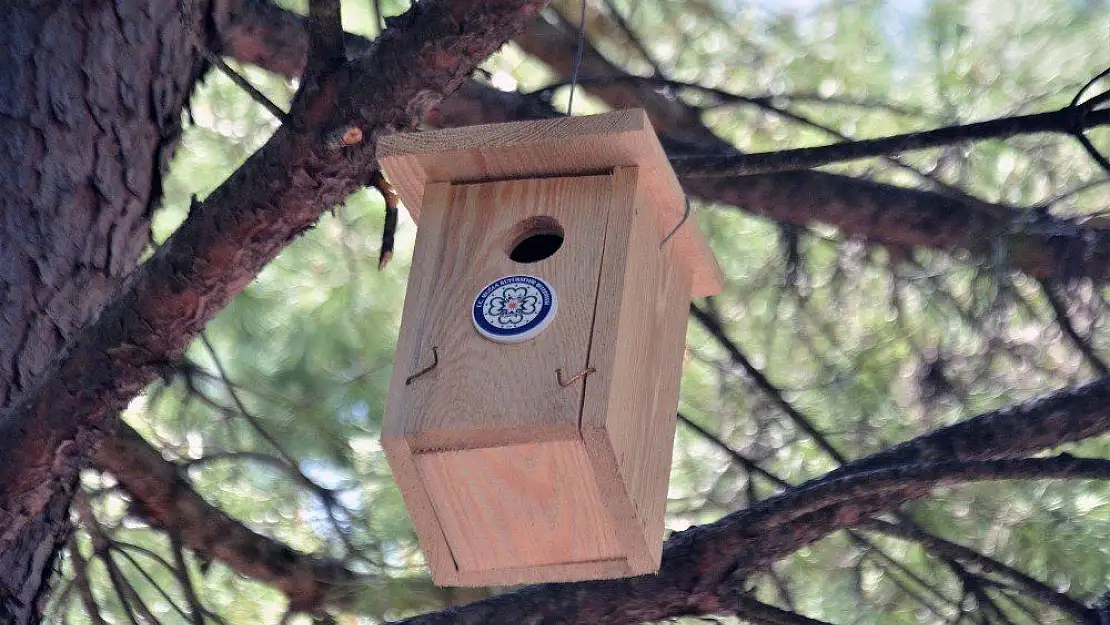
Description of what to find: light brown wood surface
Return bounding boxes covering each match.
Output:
[378,109,722,297]
[395,175,612,451]
[381,182,460,579]
[415,441,623,574]
[378,113,720,586]
[381,175,635,585]
[436,558,632,587]
[581,167,691,571]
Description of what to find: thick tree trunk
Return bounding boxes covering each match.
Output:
[0,1,205,620]
[0,0,548,620]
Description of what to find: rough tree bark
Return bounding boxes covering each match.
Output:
[0,1,546,622]
[0,1,209,618]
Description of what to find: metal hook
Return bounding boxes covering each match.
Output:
[556,366,596,388]
[661,196,693,248]
[405,347,439,385]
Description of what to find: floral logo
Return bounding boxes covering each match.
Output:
[472,275,557,343]
[486,286,538,327]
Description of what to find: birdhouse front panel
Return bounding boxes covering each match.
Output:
[378,109,722,587]
[387,174,630,579]
[396,175,613,451]
[383,173,641,585]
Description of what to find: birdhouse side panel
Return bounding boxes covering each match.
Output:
[617,248,691,567]
[581,167,693,571]
[393,175,614,451]
[380,182,462,580]
[380,436,457,579]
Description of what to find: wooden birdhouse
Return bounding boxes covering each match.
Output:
[378,109,721,587]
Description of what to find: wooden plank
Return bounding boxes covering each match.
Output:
[381,437,457,580]
[578,167,652,572]
[581,166,689,573]
[381,182,458,579]
[378,111,649,210]
[600,175,691,568]
[382,182,453,443]
[624,241,691,567]
[378,109,722,297]
[399,176,612,451]
[415,441,624,575]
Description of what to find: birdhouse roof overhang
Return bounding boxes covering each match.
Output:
[377,109,722,297]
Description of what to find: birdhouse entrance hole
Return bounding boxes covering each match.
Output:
[508,216,564,263]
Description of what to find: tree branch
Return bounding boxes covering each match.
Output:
[198,46,289,121]
[740,456,1110,533]
[677,413,787,489]
[68,7,1104,621]
[169,536,205,625]
[514,8,730,150]
[825,374,1110,478]
[0,0,548,606]
[66,535,107,625]
[734,593,837,625]
[94,422,364,611]
[381,371,1110,625]
[512,9,1110,283]
[306,0,345,75]
[688,301,1066,624]
[690,303,847,464]
[671,105,1110,177]
[74,492,142,625]
[214,0,1110,285]
[93,421,477,615]
[860,518,1093,622]
[99,291,1110,624]
[68,5,1110,622]
[1039,279,1110,375]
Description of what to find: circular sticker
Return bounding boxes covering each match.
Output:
[472,275,558,343]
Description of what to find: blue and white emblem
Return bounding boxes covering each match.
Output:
[472,275,558,343]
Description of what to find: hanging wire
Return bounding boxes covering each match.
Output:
[566,0,588,115]
[661,196,692,248]
[560,0,697,246]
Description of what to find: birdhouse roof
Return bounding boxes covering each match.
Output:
[378,109,721,297]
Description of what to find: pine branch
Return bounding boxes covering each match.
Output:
[0,0,549,613]
[1039,279,1110,375]
[861,518,1093,622]
[672,105,1110,177]
[65,535,107,625]
[216,0,1110,284]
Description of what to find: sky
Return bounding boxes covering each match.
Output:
[737,0,932,67]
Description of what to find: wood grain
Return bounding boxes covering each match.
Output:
[434,558,632,587]
[378,109,722,297]
[382,175,625,583]
[379,115,718,585]
[582,167,692,572]
[415,441,624,576]
[399,176,612,451]
[381,182,459,578]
